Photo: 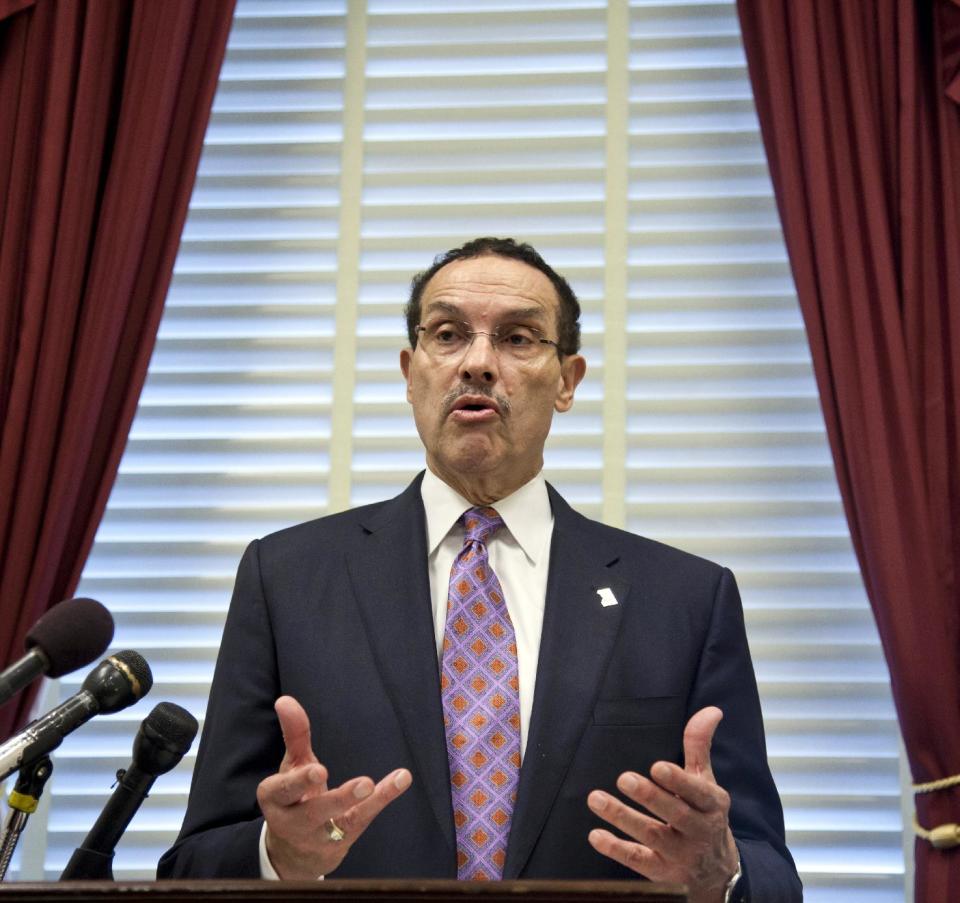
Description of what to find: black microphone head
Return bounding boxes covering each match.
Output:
[133,702,199,776]
[25,598,114,678]
[81,650,153,714]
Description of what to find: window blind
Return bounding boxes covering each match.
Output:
[623,4,904,900]
[7,2,906,899]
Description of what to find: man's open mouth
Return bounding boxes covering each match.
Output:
[449,395,501,421]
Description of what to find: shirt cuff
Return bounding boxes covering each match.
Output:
[258,822,281,880]
[258,822,325,881]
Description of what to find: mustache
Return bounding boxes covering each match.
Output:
[440,384,511,418]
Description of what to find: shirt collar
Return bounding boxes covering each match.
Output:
[421,468,553,564]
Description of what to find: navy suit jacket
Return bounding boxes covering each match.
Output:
[158,475,801,899]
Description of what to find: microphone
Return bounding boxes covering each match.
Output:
[0,598,114,706]
[61,702,199,880]
[0,650,152,782]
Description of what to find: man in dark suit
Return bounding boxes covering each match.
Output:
[159,238,801,902]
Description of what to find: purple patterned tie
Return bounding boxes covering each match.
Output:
[441,507,521,880]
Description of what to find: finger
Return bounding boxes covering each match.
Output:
[259,761,328,809]
[682,706,723,781]
[587,828,663,880]
[335,768,412,837]
[614,771,691,827]
[587,790,681,860]
[275,696,318,768]
[306,775,375,824]
[649,761,729,815]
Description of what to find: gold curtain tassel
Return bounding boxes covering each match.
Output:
[913,815,960,848]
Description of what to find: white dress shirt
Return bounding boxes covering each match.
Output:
[261,469,554,878]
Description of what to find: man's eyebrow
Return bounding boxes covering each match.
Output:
[498,306,548,323]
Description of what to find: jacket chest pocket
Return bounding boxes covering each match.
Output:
[592,695,683,726]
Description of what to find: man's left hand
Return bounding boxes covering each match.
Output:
[587,706,740,903]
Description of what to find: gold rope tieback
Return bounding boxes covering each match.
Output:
[914,773,960,794]
[912,772,960,848]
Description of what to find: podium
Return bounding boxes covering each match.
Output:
[0,881,686,902]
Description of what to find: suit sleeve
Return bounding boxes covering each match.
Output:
[157,540,285,878]
[690,567,803,902]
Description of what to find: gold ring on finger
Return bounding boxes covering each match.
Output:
[325,818,346,842]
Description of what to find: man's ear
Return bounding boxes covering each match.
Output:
[555,354,586,412]
[400,347,414,402]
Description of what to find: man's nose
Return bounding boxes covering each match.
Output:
[458,332,499,384]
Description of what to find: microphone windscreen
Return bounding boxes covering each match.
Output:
[134,702,199,776]
[144,702,199,755]
[25,598,115,678]
[112,650,154,699]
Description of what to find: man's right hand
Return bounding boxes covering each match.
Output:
[257,695,412,880]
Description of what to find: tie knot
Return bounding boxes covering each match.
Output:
[461,507,504,545]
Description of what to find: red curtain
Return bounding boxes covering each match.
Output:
[0,0,234,737]
[736,0,960,899]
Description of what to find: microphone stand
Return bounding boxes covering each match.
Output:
[0,755,52,880]
[60,762,155,880]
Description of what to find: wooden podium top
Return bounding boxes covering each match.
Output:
[0,881,686,902]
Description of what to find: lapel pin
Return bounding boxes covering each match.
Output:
[596,587,618,608]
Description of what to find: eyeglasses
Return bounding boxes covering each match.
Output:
[414,320,560,361]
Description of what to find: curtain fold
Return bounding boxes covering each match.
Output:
[944,0,960,101]
[0,0,34,24]
[736,0,960,899]
[0,0,235,738]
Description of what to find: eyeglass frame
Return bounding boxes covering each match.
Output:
[413,319,563,360]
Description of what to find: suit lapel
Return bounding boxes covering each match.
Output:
[346,475,456,860]
[503,486,628,878]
